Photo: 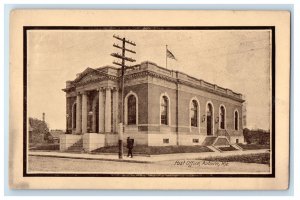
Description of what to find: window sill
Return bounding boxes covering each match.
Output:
[160,124,169,126]
[160,125,171,132]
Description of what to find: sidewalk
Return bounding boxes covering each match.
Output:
[29,149,269,163]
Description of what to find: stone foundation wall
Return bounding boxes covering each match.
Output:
[177,134,206,146]
[60,133,245,150]
[148,133,177,146]
[82,133,105,152]
[229,135,245,144]
[105,133,119,146]
[123,132,148,146]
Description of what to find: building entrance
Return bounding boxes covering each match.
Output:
[207,103,213,135]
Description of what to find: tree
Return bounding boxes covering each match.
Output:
[243,128,270,145]
[29,117,49,144]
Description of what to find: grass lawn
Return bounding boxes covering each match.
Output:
[238,143,270,150]
[92,145,213,155]
[30,143,60,151]
[200,153,270,165]
[218,146,237,151]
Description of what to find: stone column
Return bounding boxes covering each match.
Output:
[98,88,105,133]
[112,88,119,133]
[81,92,88,133]
[75,94,82,134]
[105,87,112,133]
[92,96,97,133]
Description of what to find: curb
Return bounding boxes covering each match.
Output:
[29,154,152,164]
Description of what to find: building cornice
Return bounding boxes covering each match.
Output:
[63,61,245,103]
[124,70,244,103]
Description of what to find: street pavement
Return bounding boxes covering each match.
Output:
[28,155,270,173]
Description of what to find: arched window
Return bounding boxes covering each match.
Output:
[127,95,137,125]
[125,91,138,125]
[161,96,169,125]
[234,110,239,130]
[191,100,198,127]
[220,106,225,129]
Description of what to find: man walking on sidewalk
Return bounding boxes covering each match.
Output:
[127,137,134,158]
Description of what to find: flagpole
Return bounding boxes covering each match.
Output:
[166,45,168,69]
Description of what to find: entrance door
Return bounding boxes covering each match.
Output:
[207,103,213,135]
[207,115,212,135]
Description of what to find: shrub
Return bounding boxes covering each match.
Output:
[243,128,270,145]
[30,144,60,151]
[218,146,237,151]
[238,143,270,150]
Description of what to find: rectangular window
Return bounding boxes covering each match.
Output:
[193,139,199,143]
[191,100,198,127]
[161,115,167,125]
[128,95,137,125]
[160,96,168,125]
[161,105,167,125]
[163,138,169,144]
[234,111,238,130]
[191,113,197,127]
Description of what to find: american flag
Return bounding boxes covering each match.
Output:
[166,48,177,60]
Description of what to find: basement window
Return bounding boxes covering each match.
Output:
[193,139,199,143]
[163,138,169,144]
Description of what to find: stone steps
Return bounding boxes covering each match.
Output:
[66,138,84,152]
[213,137,230,146]
[202,137,217,146]
[231,143,244,151]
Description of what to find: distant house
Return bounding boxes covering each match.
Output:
[50,130,64,144]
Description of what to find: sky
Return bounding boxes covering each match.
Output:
[27,29,271,131]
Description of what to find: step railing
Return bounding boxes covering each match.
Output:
[224,130,231,143]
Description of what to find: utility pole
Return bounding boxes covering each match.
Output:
[111,35,136,159]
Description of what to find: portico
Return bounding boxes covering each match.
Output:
[61,86,120,152]
[73,87,119,135]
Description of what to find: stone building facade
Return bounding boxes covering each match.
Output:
[61,61,245,152]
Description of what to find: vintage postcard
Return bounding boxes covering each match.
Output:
[9,10,290,189]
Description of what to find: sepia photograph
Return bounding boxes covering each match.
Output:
[25,27,273,176]
[9,10,290,189]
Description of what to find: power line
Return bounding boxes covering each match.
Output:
[198,45,270,59]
